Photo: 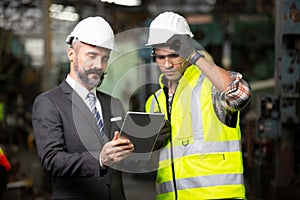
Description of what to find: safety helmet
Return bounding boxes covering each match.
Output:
[66,16,115,50]
[146,12,194,46]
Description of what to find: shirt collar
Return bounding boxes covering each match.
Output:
[66,74,96,100]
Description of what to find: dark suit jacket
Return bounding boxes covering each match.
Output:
[32,80,126,200]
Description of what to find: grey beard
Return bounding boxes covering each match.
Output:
[78,71,101,88]
[74,60,103,88]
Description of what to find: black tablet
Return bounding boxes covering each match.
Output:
[119,111,165,158]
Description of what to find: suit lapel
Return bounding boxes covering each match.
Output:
[60,80,108,145]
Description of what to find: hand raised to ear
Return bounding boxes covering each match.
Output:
[166,34,204,64]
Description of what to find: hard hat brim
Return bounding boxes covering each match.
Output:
[65,35,118,51]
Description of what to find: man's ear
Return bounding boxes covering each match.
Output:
[67,47,75,62]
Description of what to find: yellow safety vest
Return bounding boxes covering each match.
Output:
[145,66,245,200]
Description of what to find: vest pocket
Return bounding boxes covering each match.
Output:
[197,153,227,175]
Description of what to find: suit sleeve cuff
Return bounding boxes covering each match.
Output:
[99,155,108,176]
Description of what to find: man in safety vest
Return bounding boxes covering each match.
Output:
[145,12,251,200]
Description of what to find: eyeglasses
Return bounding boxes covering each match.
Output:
[152,53,180,60]
[152,53,186,66]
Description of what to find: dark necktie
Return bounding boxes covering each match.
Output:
[87,91,109,143]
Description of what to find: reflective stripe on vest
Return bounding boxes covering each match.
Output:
[149,90,163,113]
[156,173,244,194]
[159,138,241,161]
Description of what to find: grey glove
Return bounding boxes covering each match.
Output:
[166,34,204,64]
[153,120,171,151]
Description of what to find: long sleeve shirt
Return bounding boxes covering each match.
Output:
[213,71,251,126]
[219,71,251,112]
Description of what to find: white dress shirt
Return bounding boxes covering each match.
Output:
[66,75,104,120]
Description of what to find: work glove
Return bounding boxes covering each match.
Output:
[166,34,204,64]
[153,120,171,151]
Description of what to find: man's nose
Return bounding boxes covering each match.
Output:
[162,57,172,67]
[93,57,103,69]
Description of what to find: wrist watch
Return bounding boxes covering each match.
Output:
[189,50,204,65]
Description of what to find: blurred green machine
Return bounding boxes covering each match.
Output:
[189,12,275,82]
[0,28,34,144]
[231,13,275,81]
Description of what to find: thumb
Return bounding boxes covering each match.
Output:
[112,131,120,141]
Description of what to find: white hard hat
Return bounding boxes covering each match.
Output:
[66,16,115,50]
[146,12,194,46]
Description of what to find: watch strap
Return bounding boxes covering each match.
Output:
[189,50,204,65]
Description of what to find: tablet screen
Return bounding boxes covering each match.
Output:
[120,111,165,155]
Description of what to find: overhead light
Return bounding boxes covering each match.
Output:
[49,4,64,12]
[49,4,79,21]
[101,0,142,7]
[50,12,79,22]
[63,6,76,13]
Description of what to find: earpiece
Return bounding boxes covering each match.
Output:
[151,49,156,62]
[97,72,107,87]
[100,72,107,82]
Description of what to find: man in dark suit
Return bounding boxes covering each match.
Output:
[32,16,134,200]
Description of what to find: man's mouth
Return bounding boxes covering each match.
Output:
[164,70,176,75]
[85,69,102,75]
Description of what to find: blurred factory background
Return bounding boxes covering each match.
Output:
[0,0,299,199]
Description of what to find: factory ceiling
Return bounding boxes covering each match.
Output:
[0,0,247,38]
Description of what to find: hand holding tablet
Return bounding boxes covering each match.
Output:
[119,112,165,157]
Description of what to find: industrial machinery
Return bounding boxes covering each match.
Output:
[257,0,300,199]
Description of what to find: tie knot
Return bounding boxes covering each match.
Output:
[88,91,95,102]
